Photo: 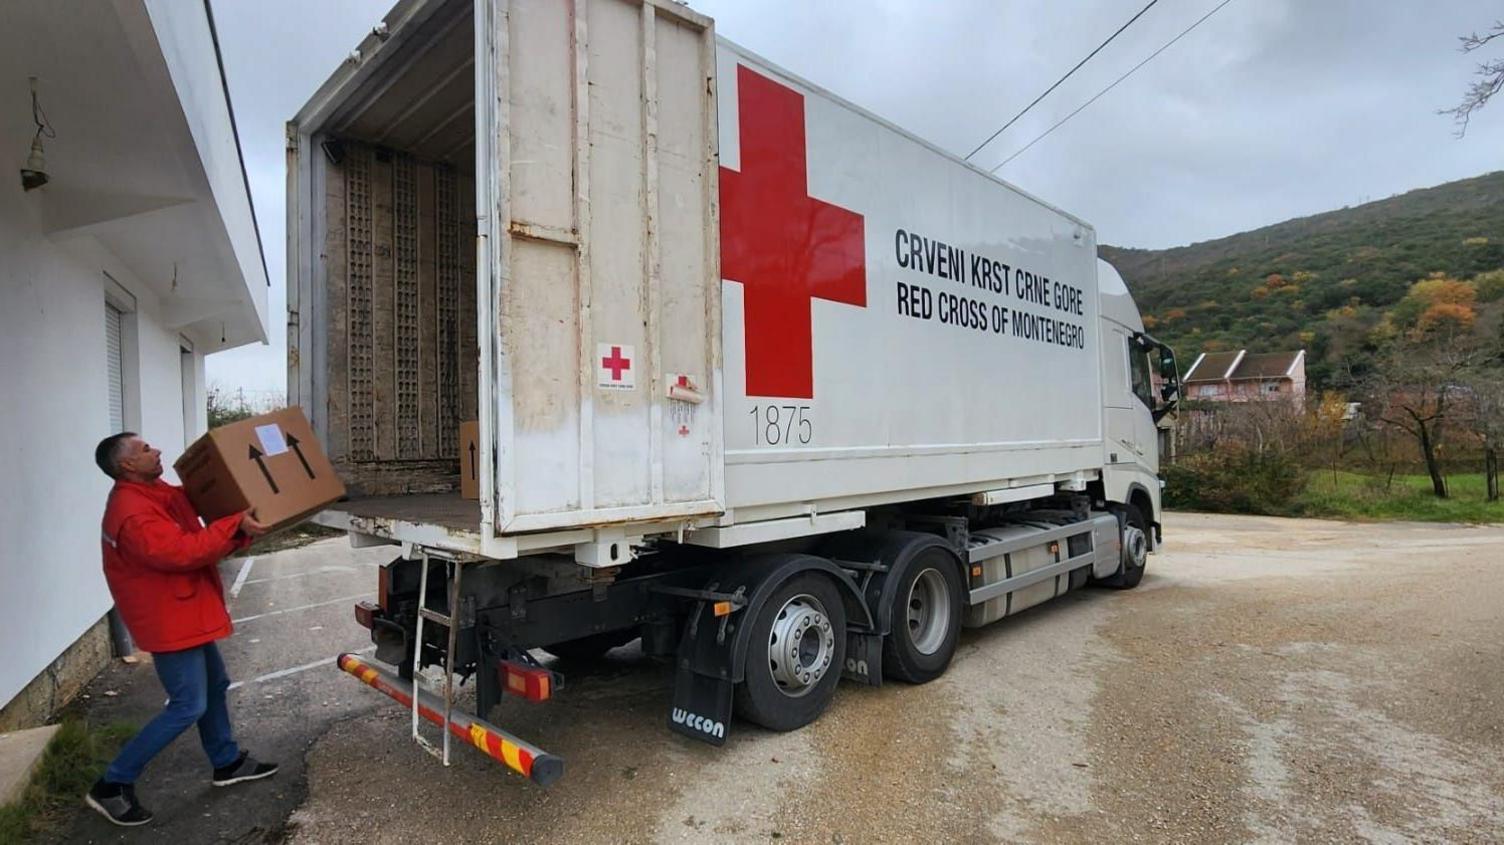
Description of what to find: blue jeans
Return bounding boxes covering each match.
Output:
[104,642,240,784]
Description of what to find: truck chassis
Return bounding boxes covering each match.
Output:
[339,490,1151,783]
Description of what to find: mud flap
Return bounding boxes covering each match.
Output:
[842,631,883,686]
[371,618,407,667]
[668,667,732,746]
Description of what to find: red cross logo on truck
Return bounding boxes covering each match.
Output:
[720,65,867,400]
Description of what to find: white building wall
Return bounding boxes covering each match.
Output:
[1289,353,1308,400]
[142,0,269,333]
[0,180,204,709]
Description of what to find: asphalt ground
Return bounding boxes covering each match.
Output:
[56,514,1504,843]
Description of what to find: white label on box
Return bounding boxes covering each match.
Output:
[255,424,288,456]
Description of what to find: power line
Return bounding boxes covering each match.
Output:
[990,0,1236,173]
[963,0,1161,161]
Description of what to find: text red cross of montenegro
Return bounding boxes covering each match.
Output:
[602,346,631,381]
[720,65,867,399]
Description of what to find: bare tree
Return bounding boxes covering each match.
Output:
[1460,370,1504,501]
[1443,21,1504,136]
[1361,338,1483,498]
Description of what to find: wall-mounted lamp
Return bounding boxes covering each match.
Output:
[20,77,54,191]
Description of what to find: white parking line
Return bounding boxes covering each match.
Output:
[228,646,376,691]
[229,556,256,599]
[232,593,371,624]
[241,565,357,586]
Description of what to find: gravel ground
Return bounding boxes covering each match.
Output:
[55,514,1499,842]
[281,513,1504,844]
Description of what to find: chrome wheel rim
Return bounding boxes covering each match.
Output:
[906,568,951,655]
[1123,525,1148,570]
[767,593,835,698]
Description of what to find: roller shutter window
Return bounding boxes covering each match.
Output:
[106,302,125,432]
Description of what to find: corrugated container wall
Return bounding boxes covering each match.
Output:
[318,144,480,494]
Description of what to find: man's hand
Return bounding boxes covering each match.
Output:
[238,510,272,538]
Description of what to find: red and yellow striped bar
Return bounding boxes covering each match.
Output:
[335,653,564,786]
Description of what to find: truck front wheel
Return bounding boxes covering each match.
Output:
[734,573,847,732]
[1101,504,1149,590]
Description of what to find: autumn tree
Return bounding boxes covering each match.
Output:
[1390,274,1478,336]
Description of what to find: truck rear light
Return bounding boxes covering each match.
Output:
[354,600,379,629]
[500,660,553,702]
[713,600,733,617]
[377,564,391,610]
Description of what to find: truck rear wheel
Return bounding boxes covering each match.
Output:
[734,573,846,732]
[883,545,964,684]
[1101,505,1148,589]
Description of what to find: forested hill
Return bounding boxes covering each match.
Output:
[1100,171,1504,387]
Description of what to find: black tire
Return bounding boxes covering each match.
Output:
[542,630,638,662]
[733,572,847,732]
[882,545,964,684]
[1101,504,1149,589]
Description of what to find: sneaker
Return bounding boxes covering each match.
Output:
[84,779,154,827]
[211,752,279,787]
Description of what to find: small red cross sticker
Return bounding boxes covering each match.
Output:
[597,343,636,390]
[602,346,631,380]
[721,65,867,400]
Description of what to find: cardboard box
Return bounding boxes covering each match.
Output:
[175,407,346,532]
[459,420,479,500]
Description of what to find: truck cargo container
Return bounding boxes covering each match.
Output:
[288,0,1180,785]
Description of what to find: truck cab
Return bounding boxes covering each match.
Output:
[1098,259,1179,550]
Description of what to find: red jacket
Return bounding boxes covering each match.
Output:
[101,480,249,653]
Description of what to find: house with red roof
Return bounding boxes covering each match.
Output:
[1183,349,1307,403]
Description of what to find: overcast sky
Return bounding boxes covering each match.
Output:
[206,0,1504,394]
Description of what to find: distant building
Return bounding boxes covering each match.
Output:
[1183,349,1306,403]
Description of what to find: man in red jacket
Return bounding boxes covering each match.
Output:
[85,432,278,827]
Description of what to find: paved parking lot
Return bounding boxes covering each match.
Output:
[59,514,1504,843]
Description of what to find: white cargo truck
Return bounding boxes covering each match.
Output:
[288,0,1180,785]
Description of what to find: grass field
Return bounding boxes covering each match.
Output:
[1297,471,1504,523]
[0,720,134,843]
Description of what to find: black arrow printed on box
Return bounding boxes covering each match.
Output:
[248,445,280,495]
[287,433,317,480]
[468,441,477,480]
